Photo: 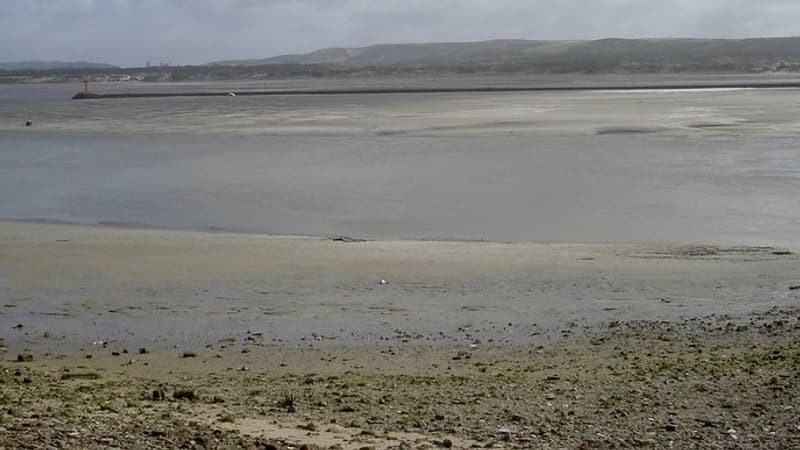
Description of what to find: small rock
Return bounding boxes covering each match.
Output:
[441,438,453,448]
[16,353,33,362]
[182,351,197,358]
[299,422,318,432]
[138,348,149,354]
[13,323,23,329]
[173,390,196,401]
[664,424,677,432]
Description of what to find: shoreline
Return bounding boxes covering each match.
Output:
[2,216,798,248]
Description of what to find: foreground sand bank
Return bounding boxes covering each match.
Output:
[1,221,799,448]
[1,220,798,352]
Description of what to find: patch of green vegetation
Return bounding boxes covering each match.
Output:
[60,372,101,381]
[218,413,236,423]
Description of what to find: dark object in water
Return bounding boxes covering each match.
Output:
[72,92,102,99]
[25,120,32,127]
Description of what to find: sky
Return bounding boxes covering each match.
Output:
[2,0,799,67]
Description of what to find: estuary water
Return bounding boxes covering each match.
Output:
[1,80,799,246]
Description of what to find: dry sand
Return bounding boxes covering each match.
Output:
[1,221,799,448]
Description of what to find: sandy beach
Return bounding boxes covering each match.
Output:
[1,221,799,448]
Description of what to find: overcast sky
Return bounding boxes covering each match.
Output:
[2,0,799,67]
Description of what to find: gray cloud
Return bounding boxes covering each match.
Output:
[2,0,799,66]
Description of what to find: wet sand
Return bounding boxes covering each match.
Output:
[1,220,798,352]
[5,82,800,138]
[1,221,799,448]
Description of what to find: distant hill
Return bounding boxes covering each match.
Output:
[209,37,800,72]
[4,37,800,84]
[211,40,579,66]
[0,61,118,71]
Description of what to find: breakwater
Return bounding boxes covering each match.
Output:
[72,81,800,99]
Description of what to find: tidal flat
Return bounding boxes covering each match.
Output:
[1,78,799,448]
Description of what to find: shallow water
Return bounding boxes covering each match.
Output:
[1,80,799,246]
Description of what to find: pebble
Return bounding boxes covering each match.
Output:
[173,390,195,401]
[299,422,318,431]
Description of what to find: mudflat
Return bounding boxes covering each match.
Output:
[1,221,799,448]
